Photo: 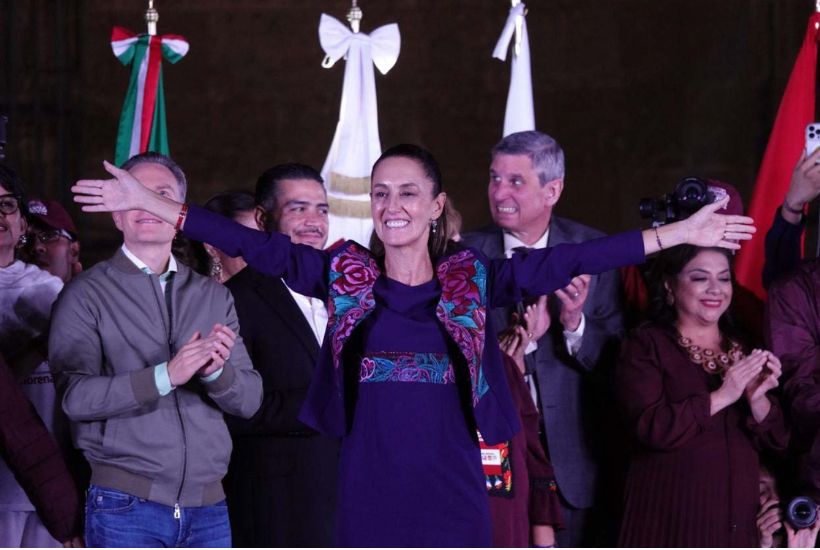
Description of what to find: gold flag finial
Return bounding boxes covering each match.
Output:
[146,0,159,36]
[347,0,363,33]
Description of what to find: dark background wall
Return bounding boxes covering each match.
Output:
[0,1,813,262]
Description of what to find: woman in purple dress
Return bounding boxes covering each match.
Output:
[616,246,789,547]
[73,146,754,546]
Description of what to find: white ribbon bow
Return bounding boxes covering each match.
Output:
[493,3,526,61]
[319,13,401,75]
[492,2,534,136]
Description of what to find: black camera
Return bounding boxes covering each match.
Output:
[639,177,716,225]
[787,496,818,530]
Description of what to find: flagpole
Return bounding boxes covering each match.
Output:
[347,1,362,33]
[146,1,158,36]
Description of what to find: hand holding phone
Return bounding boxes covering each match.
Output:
[805,123,820,156]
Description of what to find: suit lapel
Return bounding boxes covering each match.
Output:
[251,271,321,362]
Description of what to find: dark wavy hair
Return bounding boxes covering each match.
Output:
[647,244,743,342]
[368,144,457,259]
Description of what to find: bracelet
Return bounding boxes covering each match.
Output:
[782,201,805,216]
[653,226,664,250]
[174,203,189,232]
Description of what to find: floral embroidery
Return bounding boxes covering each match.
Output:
[327,244,379,371]
[325,244,490,406]
[435,249,489,405]
[359,352,454,384]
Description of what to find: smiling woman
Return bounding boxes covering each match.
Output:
[616,245,789,547]
[72,143,756,546]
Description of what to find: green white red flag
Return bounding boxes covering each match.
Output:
[110,26,189,166]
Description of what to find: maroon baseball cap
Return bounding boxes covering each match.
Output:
[26,199,78,239]
[706,179,744,217]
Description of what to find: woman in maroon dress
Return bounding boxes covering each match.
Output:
[617,245,789,547]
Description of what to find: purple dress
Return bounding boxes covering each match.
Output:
[339,277,489,546]
[182,205,646,547]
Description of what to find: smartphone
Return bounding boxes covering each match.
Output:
[806,123,820,156]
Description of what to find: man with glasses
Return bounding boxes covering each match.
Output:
[22,199,81,284]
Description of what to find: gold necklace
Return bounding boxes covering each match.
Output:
[677,334,744,376]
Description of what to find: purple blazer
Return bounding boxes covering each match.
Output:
[183,205,645,444]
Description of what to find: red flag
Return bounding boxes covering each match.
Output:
[735,13,820,300]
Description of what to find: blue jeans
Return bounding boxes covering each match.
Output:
[85,485,231,548]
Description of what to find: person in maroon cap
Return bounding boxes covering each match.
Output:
[22,199,81,283]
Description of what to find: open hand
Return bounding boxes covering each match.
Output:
[684,196,756,250]
[72,160,150,213]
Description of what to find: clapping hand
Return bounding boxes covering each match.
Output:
[500,296,548,375]
[555,275,590,332]
[198,324,237,377]
[167,326,233,386]
[745,351,782,404]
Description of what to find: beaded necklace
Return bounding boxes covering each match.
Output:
[677,334,744,376]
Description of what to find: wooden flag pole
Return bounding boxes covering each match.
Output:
[146,1,159,36]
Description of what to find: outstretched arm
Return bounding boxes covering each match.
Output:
[488,196,755,308]
[73,161,330,298]
[642,195,755,254]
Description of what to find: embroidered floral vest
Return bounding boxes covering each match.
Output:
[326,242,490,406]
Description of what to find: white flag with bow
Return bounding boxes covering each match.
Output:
[494,3,535,137]
[319,13,400,247]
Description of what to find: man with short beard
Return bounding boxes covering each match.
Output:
[223,163,339,547]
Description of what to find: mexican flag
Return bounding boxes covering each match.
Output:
[111,26,189,166]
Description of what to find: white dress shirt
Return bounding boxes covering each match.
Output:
[283,282,328,344]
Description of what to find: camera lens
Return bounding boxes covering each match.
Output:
[787,496,818,530]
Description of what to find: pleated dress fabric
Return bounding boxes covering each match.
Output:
[616,325,788,548]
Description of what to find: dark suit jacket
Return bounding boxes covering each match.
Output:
[224,266,339,547]
[463,216,624,509]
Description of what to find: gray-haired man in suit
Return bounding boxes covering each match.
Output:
[462,131,624,547]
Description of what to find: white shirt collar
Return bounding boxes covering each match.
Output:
[503,227,550,258]
[121,245,178,277]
